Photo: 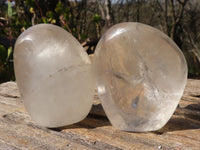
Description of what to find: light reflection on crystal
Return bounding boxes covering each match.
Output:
[97,85,106,95]
[107,27,127,40]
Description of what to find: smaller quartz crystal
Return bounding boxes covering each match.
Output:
[93,22,188,132]
[14,24,94,127]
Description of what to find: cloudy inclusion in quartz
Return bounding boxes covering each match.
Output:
[93,22,187,132]
[14,24,94,127]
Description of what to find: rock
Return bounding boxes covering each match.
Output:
[93,22,188,132]
[14,24,95,127]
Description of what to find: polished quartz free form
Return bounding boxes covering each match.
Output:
[14,24,94,127]
[93,22,187,132]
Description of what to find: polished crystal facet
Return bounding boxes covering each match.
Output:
[14,24,94,127]
[93,22,187,132]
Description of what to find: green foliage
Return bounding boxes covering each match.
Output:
[93,14,101,22]
[7,47,12,61]
[7,1,12,17]
[55,2,64,15]
[46,11,54,18]
[0,45,7,63]
[43,11,56,24]
[0,45,13,65]
[63,8,70,20]
[81,34,87,40]
[0,45,14,83]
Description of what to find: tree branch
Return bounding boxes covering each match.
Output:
[34,0,43,17]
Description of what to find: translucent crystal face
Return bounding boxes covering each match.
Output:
[93,22,187,132]
[14,24,94,127]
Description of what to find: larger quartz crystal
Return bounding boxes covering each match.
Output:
[14,24,94,127]
[93,22,187,132]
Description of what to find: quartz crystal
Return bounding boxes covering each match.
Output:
[93,22,187,132]
[14,24,94,127]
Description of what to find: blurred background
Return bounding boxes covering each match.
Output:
[0,0,199,83]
